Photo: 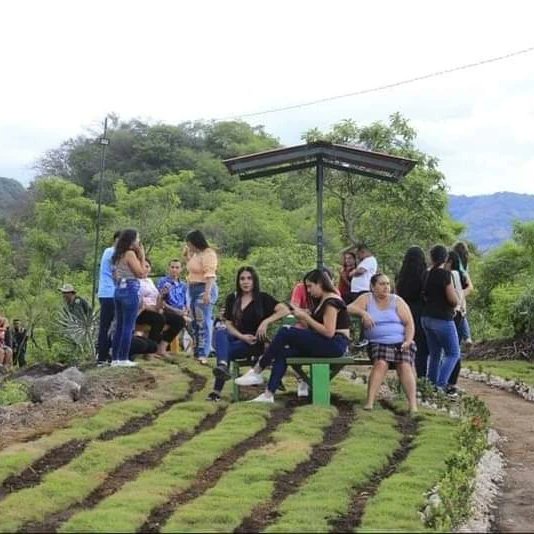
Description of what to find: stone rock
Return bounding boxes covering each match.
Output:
[27,367,86,403]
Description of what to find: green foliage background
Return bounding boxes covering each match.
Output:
[9,112,528,362]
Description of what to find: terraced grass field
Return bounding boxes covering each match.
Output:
[0,359,466,533]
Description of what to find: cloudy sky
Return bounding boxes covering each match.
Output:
[1,0,533,195]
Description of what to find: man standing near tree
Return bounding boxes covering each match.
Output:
[349,243,378,348]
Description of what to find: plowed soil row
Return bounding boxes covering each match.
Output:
[139,403,297,533]
[329,408,418,532]
[0,368,205,502]
[20,407,228,533]
[235,400,355,533]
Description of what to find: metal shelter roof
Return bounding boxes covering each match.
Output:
[223,140,417,181]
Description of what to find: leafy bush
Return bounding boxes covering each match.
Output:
[425,396,490,530]
[0,382,29,406]
[510,288,534,336]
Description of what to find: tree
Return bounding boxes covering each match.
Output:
[302,114,459,271]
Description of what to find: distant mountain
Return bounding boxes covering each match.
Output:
[0,177,27,219]
[449,192,534,251]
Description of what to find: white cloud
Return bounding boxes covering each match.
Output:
[1,0,534,193]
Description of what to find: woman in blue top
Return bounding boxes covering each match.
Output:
[349,273,417,413]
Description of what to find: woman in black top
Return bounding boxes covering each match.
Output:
[208,266,289,401]
[421,245,460,390]
[396,246,429,378]
[236,269,351,403]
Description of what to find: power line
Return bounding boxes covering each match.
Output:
[217,45,534,121]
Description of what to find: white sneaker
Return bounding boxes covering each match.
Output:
[111,360,138,367]
[235,369,264,386]
[250,392,274,403]
[297,380,309,397]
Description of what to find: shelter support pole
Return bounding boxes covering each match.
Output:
[316,158,324,269]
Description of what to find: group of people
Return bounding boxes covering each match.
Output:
[206,241,472,412]
[95,228,218,367]
[0,317,28,368]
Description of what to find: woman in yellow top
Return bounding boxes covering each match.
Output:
[184,230,219,364]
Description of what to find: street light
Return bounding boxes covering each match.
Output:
[91,117,110,309]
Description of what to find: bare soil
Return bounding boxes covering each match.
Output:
[461,378,534,533]
[0,366,157,449]
[465,337,534,362]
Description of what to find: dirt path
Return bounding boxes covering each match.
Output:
[460,378,534,533]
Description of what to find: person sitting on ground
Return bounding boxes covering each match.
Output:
[207,266,289,402]
[11,319,28,368]
[135,259,167,357]
[157,259,189,353]
[0,316,13,367]
[348,273,418,413]
[59,284,92,318]
[339,251,357,304]
[421,245,460,391]
[236,269,350,403]
[396,246,429,379]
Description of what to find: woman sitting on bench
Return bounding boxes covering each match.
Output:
[236,269,351,403]
[207,266,289,402]
[348,273,417,413]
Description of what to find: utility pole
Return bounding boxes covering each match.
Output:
[91,117,110,309]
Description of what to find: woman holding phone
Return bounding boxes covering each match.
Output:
[236,269,350,403]
[111,229,148,367]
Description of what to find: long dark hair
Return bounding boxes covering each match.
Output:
[453,241,469,269]
[186,230,209,251]
[396,246,427,297]
[231,266,264,327]
[303,269,338,294]
[112,229,138,265]
[447,250,468,288]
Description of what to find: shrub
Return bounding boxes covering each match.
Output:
[0,382,29,406]
[510,288,534,336]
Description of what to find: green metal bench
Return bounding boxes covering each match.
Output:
[230,355,370,406]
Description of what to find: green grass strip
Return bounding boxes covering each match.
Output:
[465,359,534,386]
[61,403,274,533]
[266,406,400,532]
[162,404,335,533]
[0,400,217,532]
[0,363,188,485]
[357,411,459,533]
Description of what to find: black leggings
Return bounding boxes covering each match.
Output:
[136,310,185,343]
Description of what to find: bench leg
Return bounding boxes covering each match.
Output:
[230,361,240,402]
[311,364,330,406]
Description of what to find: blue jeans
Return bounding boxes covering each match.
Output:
[97,297,115,363]
[112,280,140,362]
[457,315,471,342]
[189,282,218,358]
[213,328,260,392]
[422,316,460,389]
[260,327,349,394]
